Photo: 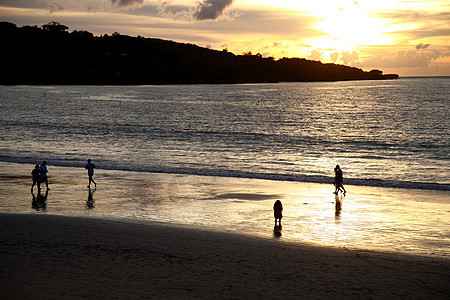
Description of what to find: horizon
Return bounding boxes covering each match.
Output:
[1,0,449,77]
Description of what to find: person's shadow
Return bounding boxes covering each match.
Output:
[86,188,96,209]
[31,189,48,211]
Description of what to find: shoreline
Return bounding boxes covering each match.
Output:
[1,161,449,259]
[1,213,449,299]
[2,159,448,191]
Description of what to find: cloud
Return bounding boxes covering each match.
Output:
[260,42,282,51]
[48,1,65,12]
[416,43,430,50]
[308,50,322,61]
[359,49,441,68]
[157,0,237,21]
[46,0,143,13]
[330,52,340,63]
[376,10,450,23]
[157,1,195,21]
[411,29,450,39]
[111,0,143,9]
[47,0,101,12]
[193,0,234,21]
[374,10,450,40]
[172,9,319,37]
[341,51,359,65]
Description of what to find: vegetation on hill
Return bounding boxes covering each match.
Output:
[0,21,398,85]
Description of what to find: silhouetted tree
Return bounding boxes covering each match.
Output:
[42,21,69,33]
[0,21,17,32]
[70,30,94,39]
[370,69,383,75]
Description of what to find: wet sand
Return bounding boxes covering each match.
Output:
[1,162,449,298]
[1,161,449,259]
[1,213,449,299]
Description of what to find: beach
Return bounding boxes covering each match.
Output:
[1,80,449,298]
[1,162,449,299]
[1,213,449,299]
[1,161,449,258]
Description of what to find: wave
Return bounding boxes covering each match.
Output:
[2,155,448,191]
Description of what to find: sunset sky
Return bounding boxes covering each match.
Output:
[1,0,449,76]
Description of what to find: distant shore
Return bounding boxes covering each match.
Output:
[1,213,449,299]
[1,21,398,85]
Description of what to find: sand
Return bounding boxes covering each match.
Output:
[2,161,449,260]
[1,161,449,298]
[1,213,449,299]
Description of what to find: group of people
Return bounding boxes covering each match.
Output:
[31,159,97,192]
[32,160,346,226]
[333,164,346,195]
[31,161,49,192]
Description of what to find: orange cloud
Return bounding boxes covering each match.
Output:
[358,48,441,68]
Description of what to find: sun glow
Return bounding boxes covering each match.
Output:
[303,1,396,53]
[238,0,398,61]
[313,7,391,47]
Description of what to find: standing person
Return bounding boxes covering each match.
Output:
[273,200,283,228]
[39,161,50,190]
[31,164,40,192]
[85,159,96,188]
[334,165,346,195]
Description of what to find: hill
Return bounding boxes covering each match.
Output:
[0,22,399,85]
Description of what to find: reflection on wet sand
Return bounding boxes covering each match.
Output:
[32,190,48,211]
[273,225,282,237]
[86,188,96,209]
[1,162,448,258]
[335,194,343,224]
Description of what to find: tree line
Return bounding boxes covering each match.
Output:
[0,22,398,85]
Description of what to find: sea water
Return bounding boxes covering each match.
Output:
[0,78,449,257]
[1,78,448,188]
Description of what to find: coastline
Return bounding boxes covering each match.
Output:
[1,160,449,298]
[1,213,449,299]
[1,161,449,259]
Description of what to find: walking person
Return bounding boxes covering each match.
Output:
[39,161,50,190]
[31,164,40,192]
[85,159,96,188]
[334,164,346,195]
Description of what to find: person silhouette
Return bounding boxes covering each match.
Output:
[31,164,40,192]
[273,200,283,228]
[85,159,96,188]
[334,165,346,195]
[39,161,50,190]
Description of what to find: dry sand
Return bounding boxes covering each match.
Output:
[1,213,449,299]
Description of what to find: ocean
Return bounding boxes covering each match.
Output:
[1,78,449,258]
[1,78,448,189]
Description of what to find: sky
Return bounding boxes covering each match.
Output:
[1,0,449,76]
